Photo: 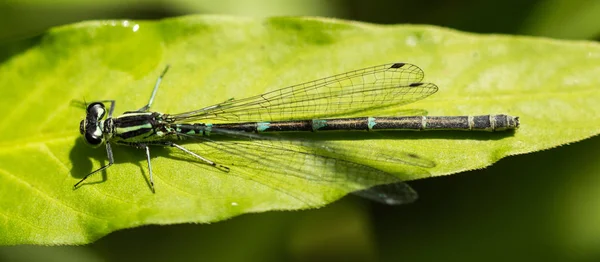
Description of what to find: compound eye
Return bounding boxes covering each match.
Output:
[79,120,85,135]
[86,102,106,119]
[84,131,103,146]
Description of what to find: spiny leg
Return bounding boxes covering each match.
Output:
[167,142,230,172]
[124,142,157,193]
[143,145,156,193]
[74,142,115,189]
[138,65,170,112]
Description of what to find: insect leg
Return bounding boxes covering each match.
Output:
[142,145,156,193]
[74,142,115,189]
[167,142,230,172]
[120,142,157,193]
[138,65,170,112]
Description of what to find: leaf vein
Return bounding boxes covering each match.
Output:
[0,209,46,231]
[0,167,108,222]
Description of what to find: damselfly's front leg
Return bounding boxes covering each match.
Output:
[74,142,115,189]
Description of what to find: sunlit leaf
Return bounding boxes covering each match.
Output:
[0,15,599,245]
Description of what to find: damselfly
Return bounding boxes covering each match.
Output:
[77,63,519,205]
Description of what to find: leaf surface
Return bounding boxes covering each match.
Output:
[0,15,599,244]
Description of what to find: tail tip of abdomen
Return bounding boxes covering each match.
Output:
[497,114,520,131]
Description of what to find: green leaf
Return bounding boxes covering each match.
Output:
[0,15,599,245]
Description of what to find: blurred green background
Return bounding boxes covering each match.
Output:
[2,0,600,42]
[1,0,599,262]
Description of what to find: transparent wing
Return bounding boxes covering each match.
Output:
[169,63,437,123]
[172,128,433,206]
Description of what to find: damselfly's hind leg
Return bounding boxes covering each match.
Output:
[165,142,230,172]
[138,65,170,112]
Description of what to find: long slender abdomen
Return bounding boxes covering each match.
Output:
[208,115,519,133]
[370,115,519,131]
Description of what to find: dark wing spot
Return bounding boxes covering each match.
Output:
[390,63,405,69]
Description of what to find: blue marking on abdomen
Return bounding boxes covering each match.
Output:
[257,122,270,132]
[205,123,212,136]
[367,117,377,130]
[312,119,327,131]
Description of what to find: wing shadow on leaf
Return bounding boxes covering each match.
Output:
[169,128,433,206]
